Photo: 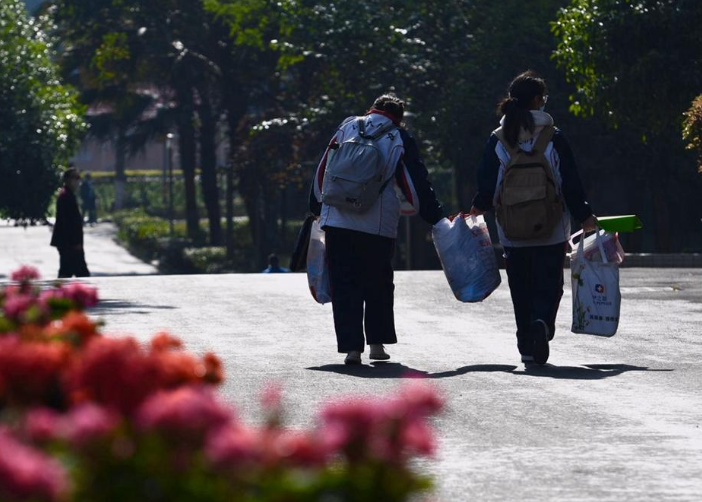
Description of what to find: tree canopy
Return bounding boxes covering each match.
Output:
[552,0,702,139]
[0,0,85,221]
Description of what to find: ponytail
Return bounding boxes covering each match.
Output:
[496,71,547,149]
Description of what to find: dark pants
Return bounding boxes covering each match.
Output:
[58,248,91,278]
[84,207,97,224]
[504,242,567,357]
[325,226,397,353]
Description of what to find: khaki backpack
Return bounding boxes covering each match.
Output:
[494,125,563,241]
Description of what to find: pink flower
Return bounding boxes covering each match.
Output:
[24,408,61,443]
[149,332,183,353]
[399,418,436,456]
[0,427,68,502]
[56,283,98,309]
[0,337,70,406]
[261,383,282,413]
[206,425,262,468]
[63,403,120,447]
[25,404,120,448]
[396,380,444,419]
[136,386,234,440]
[11,266,40,283]
[66,337,162,414]
[318,381,443,463]
[270,430,330,467]
[2,294,36,321]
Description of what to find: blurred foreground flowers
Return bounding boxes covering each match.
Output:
[0,266,443,502]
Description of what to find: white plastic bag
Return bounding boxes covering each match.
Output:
[306,220,332,304]
[569,229,625,264]
[432,214,501,302]
[570,231,621,337]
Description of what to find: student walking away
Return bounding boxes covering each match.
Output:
[469,71,597,367]
[80,172,98,225]
[51,168,91,278]
[310,94,446,365]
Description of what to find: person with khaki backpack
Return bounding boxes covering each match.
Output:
[470,71,597,366]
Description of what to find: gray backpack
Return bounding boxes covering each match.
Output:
[321,117,396,213]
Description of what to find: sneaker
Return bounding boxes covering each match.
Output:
[531,319,550,365]
[344,351,362,365]
[369,344,390,360]
[521,354,535,363]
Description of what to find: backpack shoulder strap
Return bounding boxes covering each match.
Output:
[356,117,367,137]
[533,125,555,154]
[493,127,519,158]
[370,121,396,140]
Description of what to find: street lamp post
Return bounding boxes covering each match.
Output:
[166,133,174,239]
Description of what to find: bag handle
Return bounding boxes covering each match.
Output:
[571,229,609,264]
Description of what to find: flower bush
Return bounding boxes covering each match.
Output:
[0,267,443,502]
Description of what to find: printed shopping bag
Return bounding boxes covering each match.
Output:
[569,229,625,264]
[431,214,501,302]
[306,219,332,304]
[570,231,621,337]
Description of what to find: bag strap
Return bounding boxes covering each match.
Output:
[357,117,395,140]
[370,120,396,140]
[533,125,555,154]
[494,128,520,158]
[356,117,367,137]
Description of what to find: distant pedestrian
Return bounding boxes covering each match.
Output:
[262,254,290,273]
[51,168,90,278]
[469,71,596,366]
[79,172,98,225]
[310,94,446,365]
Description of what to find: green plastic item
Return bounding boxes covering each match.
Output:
[597,215,643,233]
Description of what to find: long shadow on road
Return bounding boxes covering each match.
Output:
[308,362,673,380]
[515,363,673,380]
[89,299,178,316]
[307,362,518,379]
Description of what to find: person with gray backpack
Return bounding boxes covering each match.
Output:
[309,94,445,365]
[470,71,597,367]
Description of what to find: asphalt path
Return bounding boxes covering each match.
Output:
[0,222,157,278]
[74,268,702,502]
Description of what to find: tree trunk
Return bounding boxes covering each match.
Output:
[176,88,200,242]
[113,128,127,210]
[198,91,222,246]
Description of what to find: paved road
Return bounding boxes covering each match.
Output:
[68,268,701,502]
[0,222,157,279]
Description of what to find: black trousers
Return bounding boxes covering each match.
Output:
[58,248,91,278]
[503,242,567,357]
[325,226,397,353]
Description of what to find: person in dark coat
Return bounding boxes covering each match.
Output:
[51,168,90,278]
[80,172,98,225]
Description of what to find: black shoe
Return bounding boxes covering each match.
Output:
[531,320,550,365]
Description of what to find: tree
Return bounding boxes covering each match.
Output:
[0,0,85,221]
[683,95,702,174]
[553,0,702,251]
[53,0,225,243]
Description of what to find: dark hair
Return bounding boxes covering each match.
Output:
[497,71,547,148]
[371,94,404,123]
[62,168,79,183]
[268,253,279,266]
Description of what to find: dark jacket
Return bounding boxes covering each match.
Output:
[51,187,83,249]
